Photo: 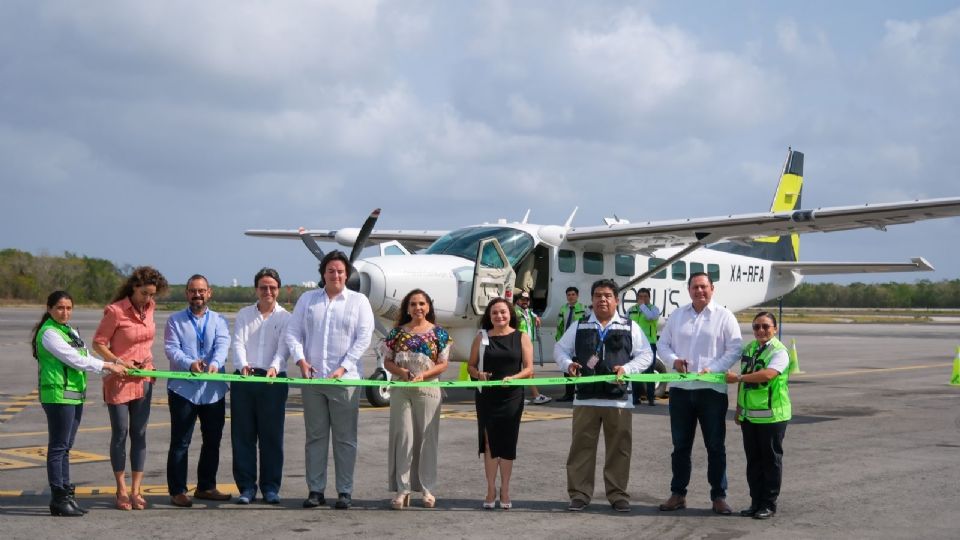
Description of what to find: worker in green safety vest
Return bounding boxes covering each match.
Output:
[627,288,660,405]
[515,291,551,404]
[724,311,791,521]
[32,290,127,517]
[556,286,587,402]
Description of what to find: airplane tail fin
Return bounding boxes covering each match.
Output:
[711,149,803,261]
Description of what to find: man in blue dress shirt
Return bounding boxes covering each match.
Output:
[164,274,231,507]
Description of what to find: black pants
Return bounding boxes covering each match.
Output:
[632,344,657,403]
[167,390,225,496]
[230,371,289,496]
[42,403,82,488]
[741,420,787,511]
[668,388,728,500]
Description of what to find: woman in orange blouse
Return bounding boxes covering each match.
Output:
[93,266,168,510]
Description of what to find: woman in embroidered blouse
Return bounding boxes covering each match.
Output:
[92,266,168,510]
[382,288,451,510]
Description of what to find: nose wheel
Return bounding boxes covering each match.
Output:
[365,368,391,407]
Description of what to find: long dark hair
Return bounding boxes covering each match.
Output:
[480,298,518,330]
[395,288,437,327]
[31,290,74,359]
[111,266,169,304]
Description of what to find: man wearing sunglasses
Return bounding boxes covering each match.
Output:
[657,272,742,516]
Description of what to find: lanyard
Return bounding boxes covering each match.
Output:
[593,320,613,355]
[189,311,209,358]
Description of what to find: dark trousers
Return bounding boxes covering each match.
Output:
[632,344,657,403]
[230,372,289,496]
[167,390,225,496]
[741,421,787,511]
[108,381,153,472]
[42,403,82,488]
[668,387,728,500]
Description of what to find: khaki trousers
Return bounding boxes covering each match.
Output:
[566,405,632,504]
[387,386,442,493]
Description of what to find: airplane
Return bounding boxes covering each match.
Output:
[246,149,960,406]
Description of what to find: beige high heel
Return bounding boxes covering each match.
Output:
[390,492,410,510]
[422,491,436,509]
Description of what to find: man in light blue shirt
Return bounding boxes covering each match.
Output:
[164,274,231,507]
[285,251,374,510]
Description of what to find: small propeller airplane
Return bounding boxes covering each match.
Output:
[247,149,960,405]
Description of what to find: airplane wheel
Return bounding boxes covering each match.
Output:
[365,369,391,407]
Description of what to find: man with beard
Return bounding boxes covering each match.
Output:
[164,274,231,507]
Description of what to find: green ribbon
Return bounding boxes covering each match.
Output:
[128,369,726,388]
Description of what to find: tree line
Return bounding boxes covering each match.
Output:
[2,249,959,308]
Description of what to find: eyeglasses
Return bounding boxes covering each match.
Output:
[752,323,774,331]
[187,288,208,295]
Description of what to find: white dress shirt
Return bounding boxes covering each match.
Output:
[232,302,292,372]
[553,313,653,408]
[658,301,743,393]
[284,288,374,379]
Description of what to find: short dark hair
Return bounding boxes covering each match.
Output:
[480,298,518,330]
[318,251,352,287]
[638,287,651,295]
[186,274,209,288]
[395,288,436,327]
[590,278,619,297]
[753,311,778,327]
[254,267,281,288]
[687,272,713,288]
[565,286,579,295]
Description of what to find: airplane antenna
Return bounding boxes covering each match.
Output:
[563,207,578,229]
[521,209,531,224]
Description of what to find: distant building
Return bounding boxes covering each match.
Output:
[301,281,318,288]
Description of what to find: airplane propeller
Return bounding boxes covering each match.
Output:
[296,208,382,294]
[349,208,381,265]
[298,227,327,261]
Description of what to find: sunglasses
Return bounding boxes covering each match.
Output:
[752,323,774,331]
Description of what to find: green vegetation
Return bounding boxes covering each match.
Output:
[0,248,126,304]
[761,280,960,309]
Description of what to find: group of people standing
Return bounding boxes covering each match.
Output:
[32,256,790,520]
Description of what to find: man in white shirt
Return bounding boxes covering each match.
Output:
[554,279,653,513]
[285,251,374,510]
[231,268,292,505]
[657,272,742,515]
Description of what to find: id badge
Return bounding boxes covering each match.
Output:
[586,355,599,370]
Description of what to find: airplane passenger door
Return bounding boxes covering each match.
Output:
[471,238,516,316]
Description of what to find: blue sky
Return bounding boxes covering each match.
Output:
[2,1,958,287]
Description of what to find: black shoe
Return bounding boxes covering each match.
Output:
[303,491,325,508]
[739,506,759,517]
[335,493,352,509]
[557,395,574,402]
[754,507,776,519]
[49,486,84,517]
[65,484,88,514]
[647,400,656,406]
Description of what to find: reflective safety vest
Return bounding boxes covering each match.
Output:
[35,318,88,405]
[627,304,659,345]
[572,317,633,401]
[555,302,586,341]
[516,307,538,342]
[737,338,790,423]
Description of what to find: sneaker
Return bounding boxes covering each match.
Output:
[236,491,255,505]
[263,492,280,504]
[568,499,588,511]
[334,493,352,509]
[611,499,631,513]
[530,394,552,405]
[302,491,324,508]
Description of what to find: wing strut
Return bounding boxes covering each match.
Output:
[619,233,711,291]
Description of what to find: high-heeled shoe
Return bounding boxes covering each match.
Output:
[422,491,436,509]
[499,488,511,510]
[390,492,410,510]
[482,498,497,509]
[131,493,147,510]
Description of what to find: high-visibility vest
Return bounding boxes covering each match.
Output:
[555,302,586,341]
[737,338,791,423]
[35,318,88,404]
[516,306,537,342]
[628,304,659,345]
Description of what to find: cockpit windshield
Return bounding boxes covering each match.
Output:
[424,226,535,267]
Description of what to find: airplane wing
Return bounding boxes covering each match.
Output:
[565,197,960,252]
[771,257,933,276]
[244,228,447,250]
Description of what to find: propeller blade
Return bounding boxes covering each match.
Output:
[298,227,326,261]
[349,208,381,264]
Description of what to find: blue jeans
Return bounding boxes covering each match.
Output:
[42,403,83,488]
[231,371,289,496]
[166,390,225,496]
[668,387,728,500]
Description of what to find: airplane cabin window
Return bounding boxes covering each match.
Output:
[558,249,576,273]
[690,262,704,275]
[384,245,405,256]
[672,261,686,281]
[708,263,721,282]
[479,242,506,268]
[648,257,667,279]
[615,254,635,276]
[425,226,535,267]
[583,252,604,275]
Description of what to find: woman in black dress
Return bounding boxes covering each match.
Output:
[467,298,533,510]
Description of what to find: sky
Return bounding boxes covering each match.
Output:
[2,0,959,288]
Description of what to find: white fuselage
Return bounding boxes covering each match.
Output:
[352,223,801,361]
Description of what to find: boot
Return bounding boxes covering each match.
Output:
[49,485,84,517]
[66,484,88,514]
